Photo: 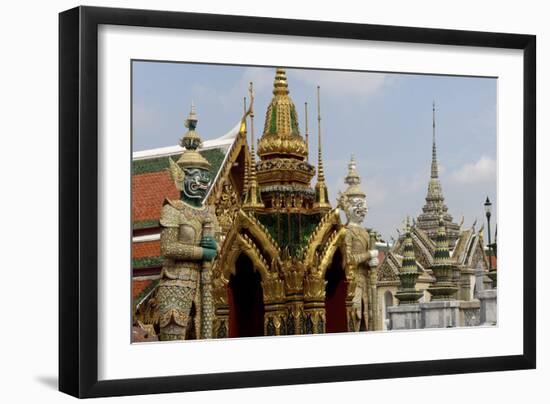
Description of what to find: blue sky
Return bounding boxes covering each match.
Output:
[132,61,497,242]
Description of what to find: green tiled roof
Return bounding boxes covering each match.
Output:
[133,219,159,230]
[133,256,163,269]
[132,148,227,176]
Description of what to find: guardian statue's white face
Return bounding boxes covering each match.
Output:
[338,192,368,225]
[347,196,368,225]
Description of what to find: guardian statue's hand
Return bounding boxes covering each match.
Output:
[202,248,217,262]
[200,236,217,251]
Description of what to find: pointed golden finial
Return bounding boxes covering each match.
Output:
[241,98,249,195]
[243,81,264,209]
[317,86,325,182]
[273,68,289,96]
[314,85,330,209]
[239,96,248,135]
[249,82,256,156]
[304,101,309,162]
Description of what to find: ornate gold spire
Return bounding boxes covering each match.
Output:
[176,103,211,170]
[314,85,330,209]
[273,68,289,95]
[243,82,264,209]
[242,97,249,195]
[257,68,308,160]
[255,68,315,189]
[304,102,309,162]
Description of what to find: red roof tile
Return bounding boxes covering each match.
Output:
[132,171,179,223]
[133,240,161,259]
[132,279,154,299]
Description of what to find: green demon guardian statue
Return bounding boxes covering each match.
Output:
[155,104,220,341]
[337,156,379,331]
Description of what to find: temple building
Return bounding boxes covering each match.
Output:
[376,104,496,330]
[131,68,496,341]
[415,103,461,245]
[133,68,377,338]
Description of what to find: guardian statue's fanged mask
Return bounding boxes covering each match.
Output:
[183,168,211,200]
[338,193,368,225]
[168,103,212,205]
[338,155,368,225]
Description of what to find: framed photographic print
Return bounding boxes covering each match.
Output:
[59,6,536,398]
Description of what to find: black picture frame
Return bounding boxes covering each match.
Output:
[59,5,536,398]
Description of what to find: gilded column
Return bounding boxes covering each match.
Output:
[212,276,230,338]
[262,273,287,336]
[303,273,327,334]
[284,259,306,334]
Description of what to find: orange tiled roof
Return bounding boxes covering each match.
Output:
[133,279,154,300]
[132,171,179,223]
[133,240,161,259]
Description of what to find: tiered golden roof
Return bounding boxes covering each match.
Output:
[257,68,309,160]
[256,68,315,189]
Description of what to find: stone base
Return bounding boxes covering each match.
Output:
[478,288,497,325]
[458,300,481,327]
[387,304,422,330]
[420,300,460,328]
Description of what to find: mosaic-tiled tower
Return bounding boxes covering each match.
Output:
[428,212,458,300]
[416,103,460,245]
[395,218,424,304]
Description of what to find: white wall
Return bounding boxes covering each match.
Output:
[0,0,546,403]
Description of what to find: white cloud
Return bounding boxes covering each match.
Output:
[450,156,496,184]
[290,69,389,98]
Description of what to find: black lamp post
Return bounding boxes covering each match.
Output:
[484,196,492,248]
[484,196,497,288]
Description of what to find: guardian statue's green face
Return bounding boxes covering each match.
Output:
[182,167,211,201]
